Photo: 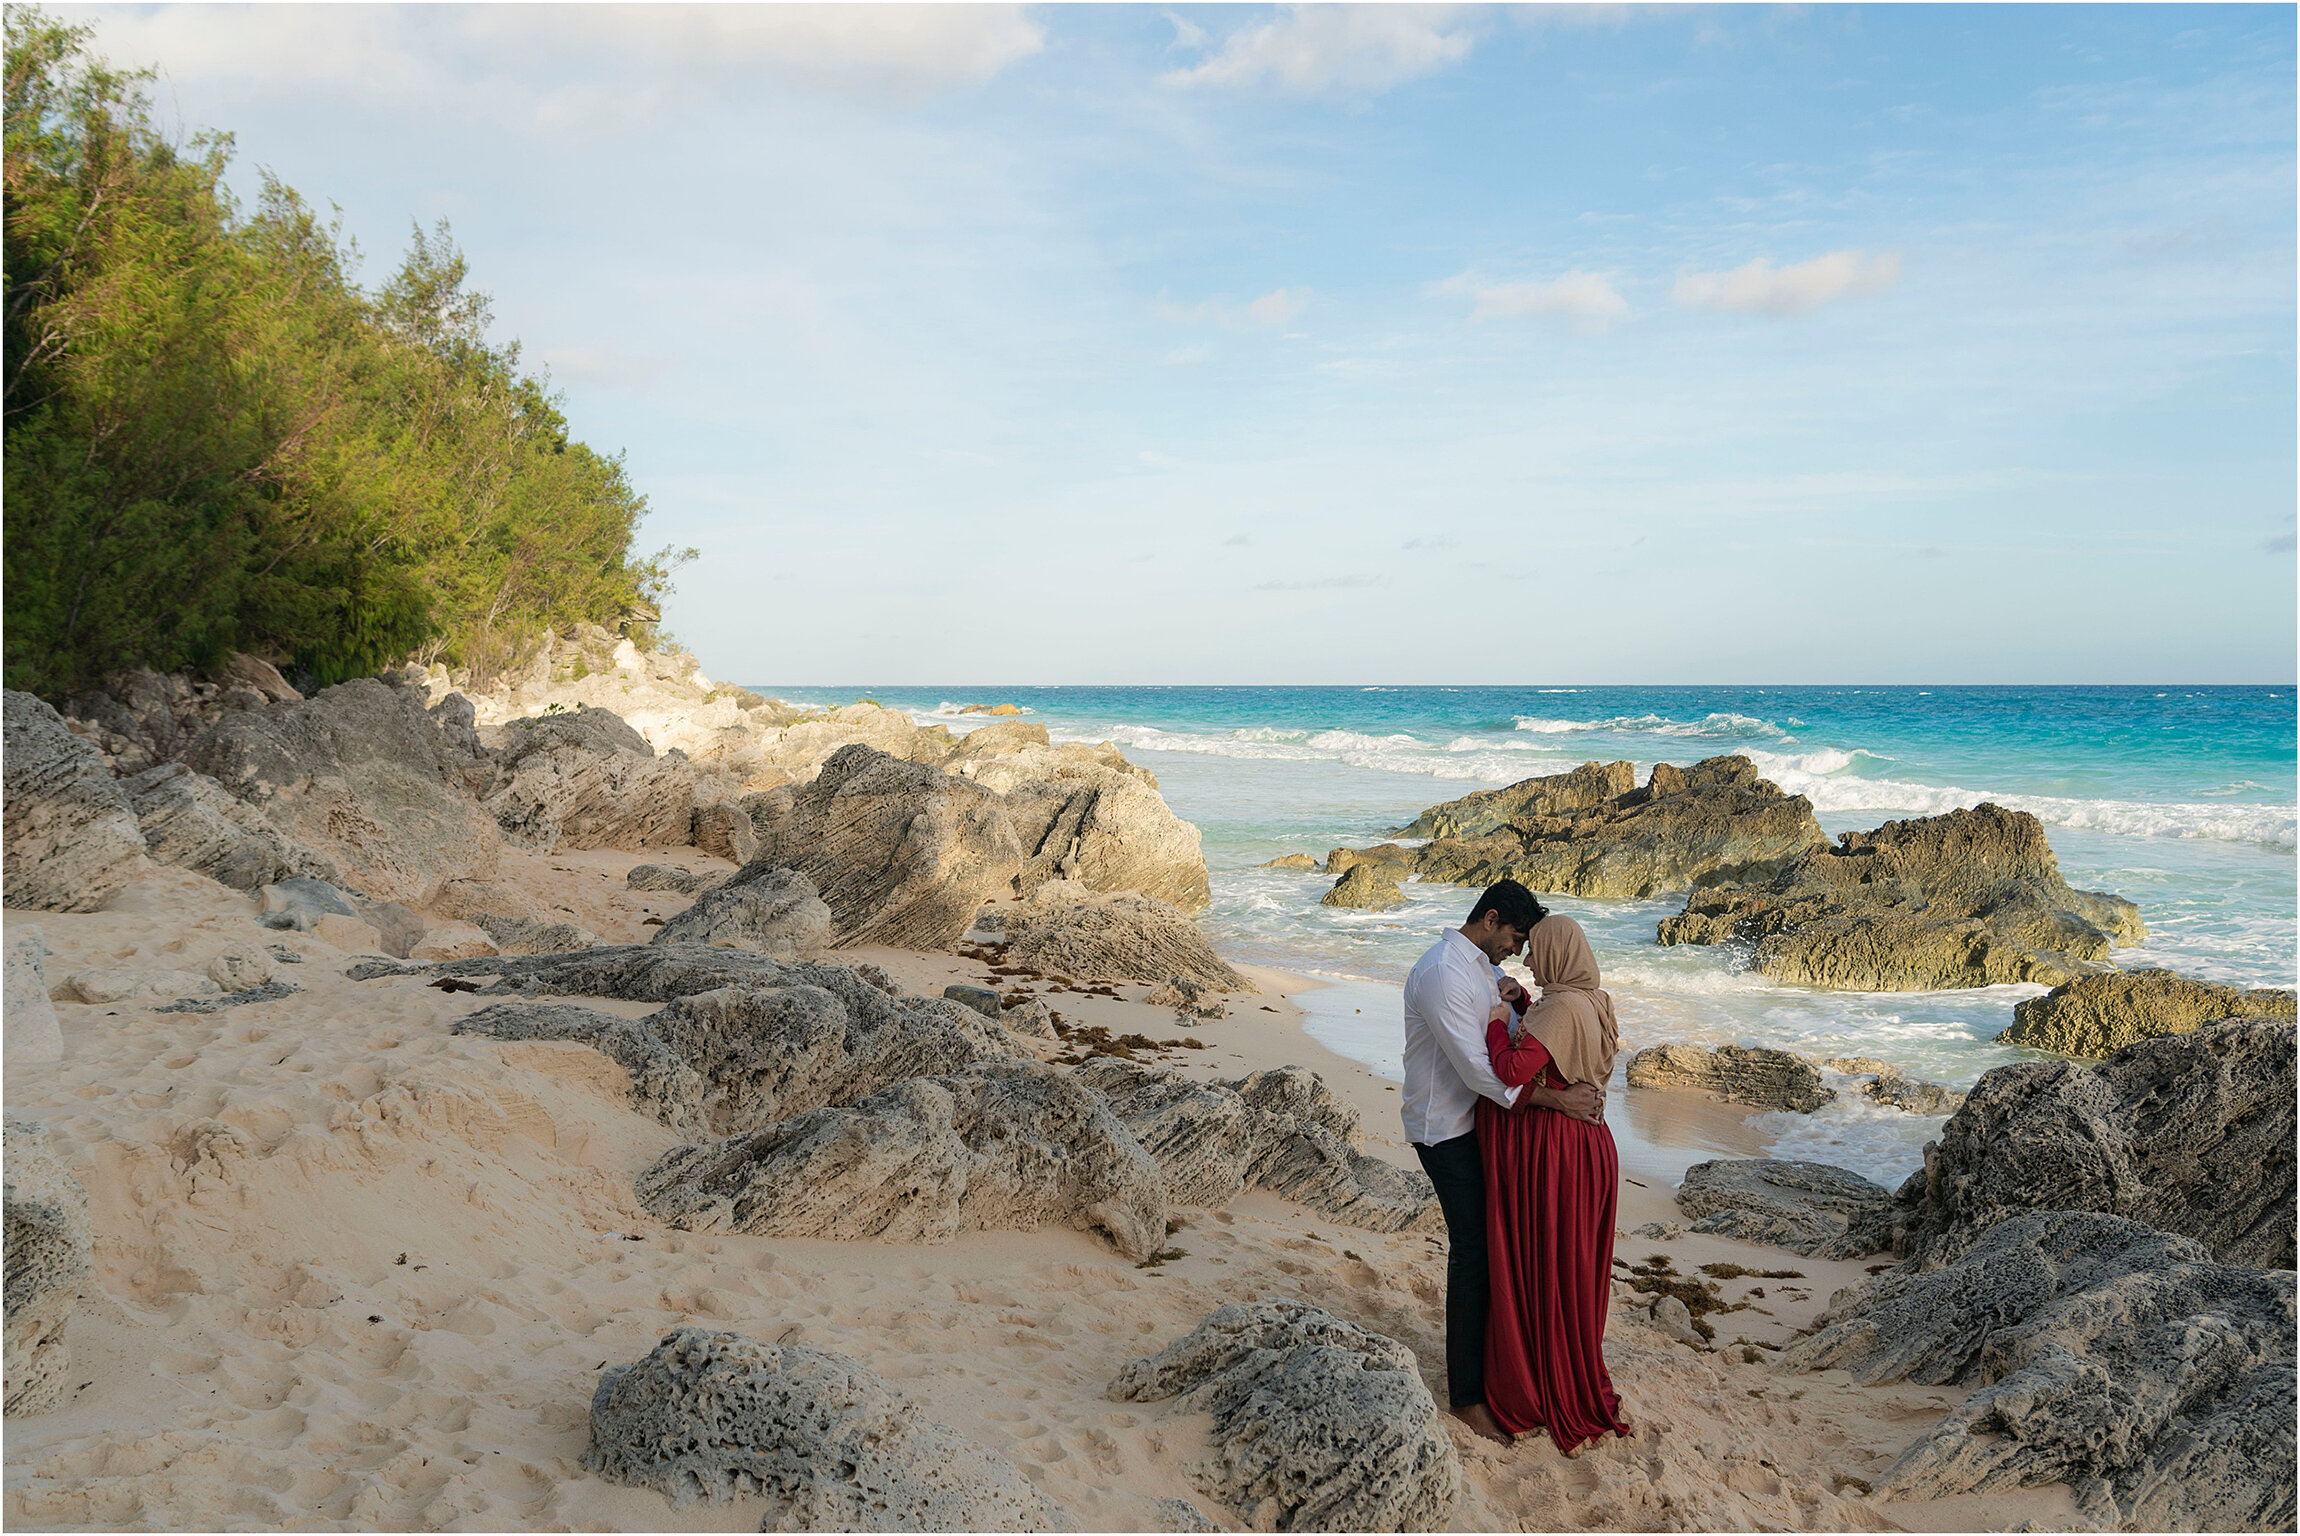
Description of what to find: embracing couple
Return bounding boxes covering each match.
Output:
[1403,878,1630,1455]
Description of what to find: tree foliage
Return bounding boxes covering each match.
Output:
[4,10,670,696]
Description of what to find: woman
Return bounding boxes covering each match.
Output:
[1474,913,1631,1455]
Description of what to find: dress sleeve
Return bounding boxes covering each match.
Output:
[1486,1016,1553,1089]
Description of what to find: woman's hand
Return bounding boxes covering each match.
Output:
[1526,1081,1605,1125]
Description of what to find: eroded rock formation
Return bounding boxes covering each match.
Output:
[1786,1210,2295,1532]
[1673,1159,1896,1259]
[1334,755,1823,901]
[123,760,334,891]
[1895,1018,2296,1270]
[584,1327,1054,1530]
[480,706,704,851]
[998,881,1244,991]
[1658,802,2145,991]
[1321,863,1405,911]
[650,866,832,960]
[1110,1300,1459,1533]
[1625,1043,1833,1113]
[3,689,148,912]
[4,1116,91,1416]
[1998,967,2297,1058]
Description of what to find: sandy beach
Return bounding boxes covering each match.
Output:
[2,836,2093,1532]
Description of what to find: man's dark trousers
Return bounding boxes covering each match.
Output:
[1413,1131,1486,1409]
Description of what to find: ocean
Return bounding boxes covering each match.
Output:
[752,685,2297,1187]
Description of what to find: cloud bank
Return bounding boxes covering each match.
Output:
[1432,270,1628,332]
[1673,250,1902,317]
[1163,4,1483,96]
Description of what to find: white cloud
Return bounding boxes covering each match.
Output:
[1432,270,1628,332]
[1672,250,1902,317]
[1158,286,1314,330]
[1163,4,1483,96]
[63,3,1044,121]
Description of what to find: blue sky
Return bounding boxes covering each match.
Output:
[60,3,2299,683]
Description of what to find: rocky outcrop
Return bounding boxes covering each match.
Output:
[1321,864,1405,911]
[1339,755,1823,901]
[1260,853,1318,870]
[1863,1070,1964,1116]
[480,706,701,851]
[687,801,758,865]
[998,882,1244,991]
[4,1116,91,1416]
[1999,968,2297,1058]
[650,867,831,960]
[59,655,299,775]
[354,942,813,1001]
[1786,1210,2295,1532]
[1077,1059,1439,1232]
[1674,1159,1896,1259]
[1657,802,2145,991]
[1110,1300,1459,1533]
[1895,1018,2296,1270]
[472,913,599,956]
[952,736,1213,913]
[1625,1043,1833,1112]
[584,1327,1053,1530]
[3,689,148,912]
[181,677,503,905]
[456,962,1016,1139]
[634,1060,1168,1261]
[4,929,63,1065]
[745,746,1029,951]
[625,863,713,896]
[122,761,334,890]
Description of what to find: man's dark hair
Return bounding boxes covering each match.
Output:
[1468,879,1548,932]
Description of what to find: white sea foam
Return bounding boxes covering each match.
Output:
[1512,711,1789,740]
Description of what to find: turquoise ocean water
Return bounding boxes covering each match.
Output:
[753,685,2297,1185]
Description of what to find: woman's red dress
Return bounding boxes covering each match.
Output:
[1475,1016,1629,1452]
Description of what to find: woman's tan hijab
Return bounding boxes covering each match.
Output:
[1517,915,1619,1088]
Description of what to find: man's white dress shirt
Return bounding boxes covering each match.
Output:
[1401,928,1520,1145]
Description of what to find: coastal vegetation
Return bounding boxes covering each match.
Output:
[2,10,678,698]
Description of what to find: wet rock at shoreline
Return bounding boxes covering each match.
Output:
[1896,1017,2296,1270]
[1260,852,1318,870]
[4,1115,92,1416]
[650,866,831,961]
[1658,802,2145,991]
[3,689,149,912]
[1000,881,1244,991]
[1321,863,1406,911]
[1110,1300,1460,1533]
[1998,967,2297,1058]
[1674,1159,1896,1259]
[1787,1210,2295,1532]
[1625,1042,1834,1113]
[634,1060,1168,1260]
[1342,755,1824,901]
[1864,1071,1965,1116]
[1077,1058,1440,1232]
[1324,843,1415,879]
[182,677,504,905]
[584,1327,1053,1529]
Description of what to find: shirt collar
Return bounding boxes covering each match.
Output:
[1442,928,1488,965]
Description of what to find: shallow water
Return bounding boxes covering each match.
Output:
[761,685,2298,1186]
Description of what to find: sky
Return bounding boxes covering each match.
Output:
[54,3,2300,685]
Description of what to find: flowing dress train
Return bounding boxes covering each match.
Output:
[1475,1020,1628,1453]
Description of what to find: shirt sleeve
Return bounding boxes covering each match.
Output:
[1423,955,1520,1109]
[1486,1016,1554,1089]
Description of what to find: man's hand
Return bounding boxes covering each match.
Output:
[1496,977,1528,1010]
[1525,1080,1604,1125]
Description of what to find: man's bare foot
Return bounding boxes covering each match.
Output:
[1451,1402,1513,1446]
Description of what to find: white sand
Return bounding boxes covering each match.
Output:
[4,853,2077,1531]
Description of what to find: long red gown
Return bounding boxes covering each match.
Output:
[1475,1016,1629,1452]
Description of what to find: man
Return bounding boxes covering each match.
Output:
[1404,879,1602,1446]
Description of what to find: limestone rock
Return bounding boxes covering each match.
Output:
[408,922,497,963]
[625,863,713,896]
[942,984,1001,1020]
[350,897,425,960]
[1864,1071,1964,1116]
[1786,1210,2295,1532]
[1259,853,1318,870]
[257,876,359,932]
[56,967,142,1004]
[1109,1300,1459,1533]
[1625,1042,1834,1113]
[474,913,600,956]
[689,801,759,865]
[482,706,698,851]
[651,867,831,961]
[2,689,148,912]
[123,761,335,890]
[1323,843,1414,878]
[1077,1059,1439,1232]
[1674,1159,1896,1259]
[182,677,503,904]
[1895,1018,2296,1270]
[359,942,802,1001]
[1321,864,1405,911]
[951,738,1213,913]
[635,1060,1169,1259]
[748,745,1027,951]
[4,929,63,1065]
[4,1115,91,1416]
[1352,756,1823,901]
[1144,975,1227,1020]
[1000,881,1244,991]
[1650,1295,1707,1350]
[204,946,275,992]
[1658,802,2145,991]
[458,963,1017,1139]
[584,1327,1053,1531]
[1003,998,1059,1040]
[1999,967,2297,1058]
